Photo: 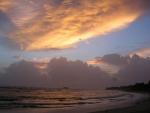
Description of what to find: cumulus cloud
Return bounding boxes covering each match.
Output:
[116,55,150,85]
[0,55,150,88]
[99,54,129,66]
[0,0,150,51]
[0,57,111,89]
[0,60,49,87]
[88,53,150,86]
[130,48,150,58]
[87,54,129,74]
[47,57,113,89]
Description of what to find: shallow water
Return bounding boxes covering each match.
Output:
[0,87,144,113]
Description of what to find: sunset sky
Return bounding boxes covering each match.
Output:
[0,0,149,64]
[0,0,150,89]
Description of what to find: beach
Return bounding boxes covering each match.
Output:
[91,95,150,113]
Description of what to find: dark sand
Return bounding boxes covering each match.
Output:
[91,96,150,113]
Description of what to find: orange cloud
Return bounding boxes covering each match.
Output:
[0,0,149,51]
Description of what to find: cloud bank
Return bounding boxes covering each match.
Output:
[88,54,150,86]
[0,57,111,89]
[1,54,150,89]
[0,0,150,51]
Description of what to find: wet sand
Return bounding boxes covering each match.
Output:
[91,95,150,113]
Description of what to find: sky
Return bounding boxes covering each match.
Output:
[0,0,150,65]
[0,0,150,89]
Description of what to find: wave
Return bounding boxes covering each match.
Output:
[0,87,134,109]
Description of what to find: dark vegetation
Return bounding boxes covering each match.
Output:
[106,80,150,93]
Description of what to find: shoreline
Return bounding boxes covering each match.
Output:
[90,93,150,113]
[0,91,148,113]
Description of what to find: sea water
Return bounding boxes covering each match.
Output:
[0,87,144,113]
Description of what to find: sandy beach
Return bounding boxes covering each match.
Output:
[91,95,150,113]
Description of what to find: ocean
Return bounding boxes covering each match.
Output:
[0,87,144,113]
